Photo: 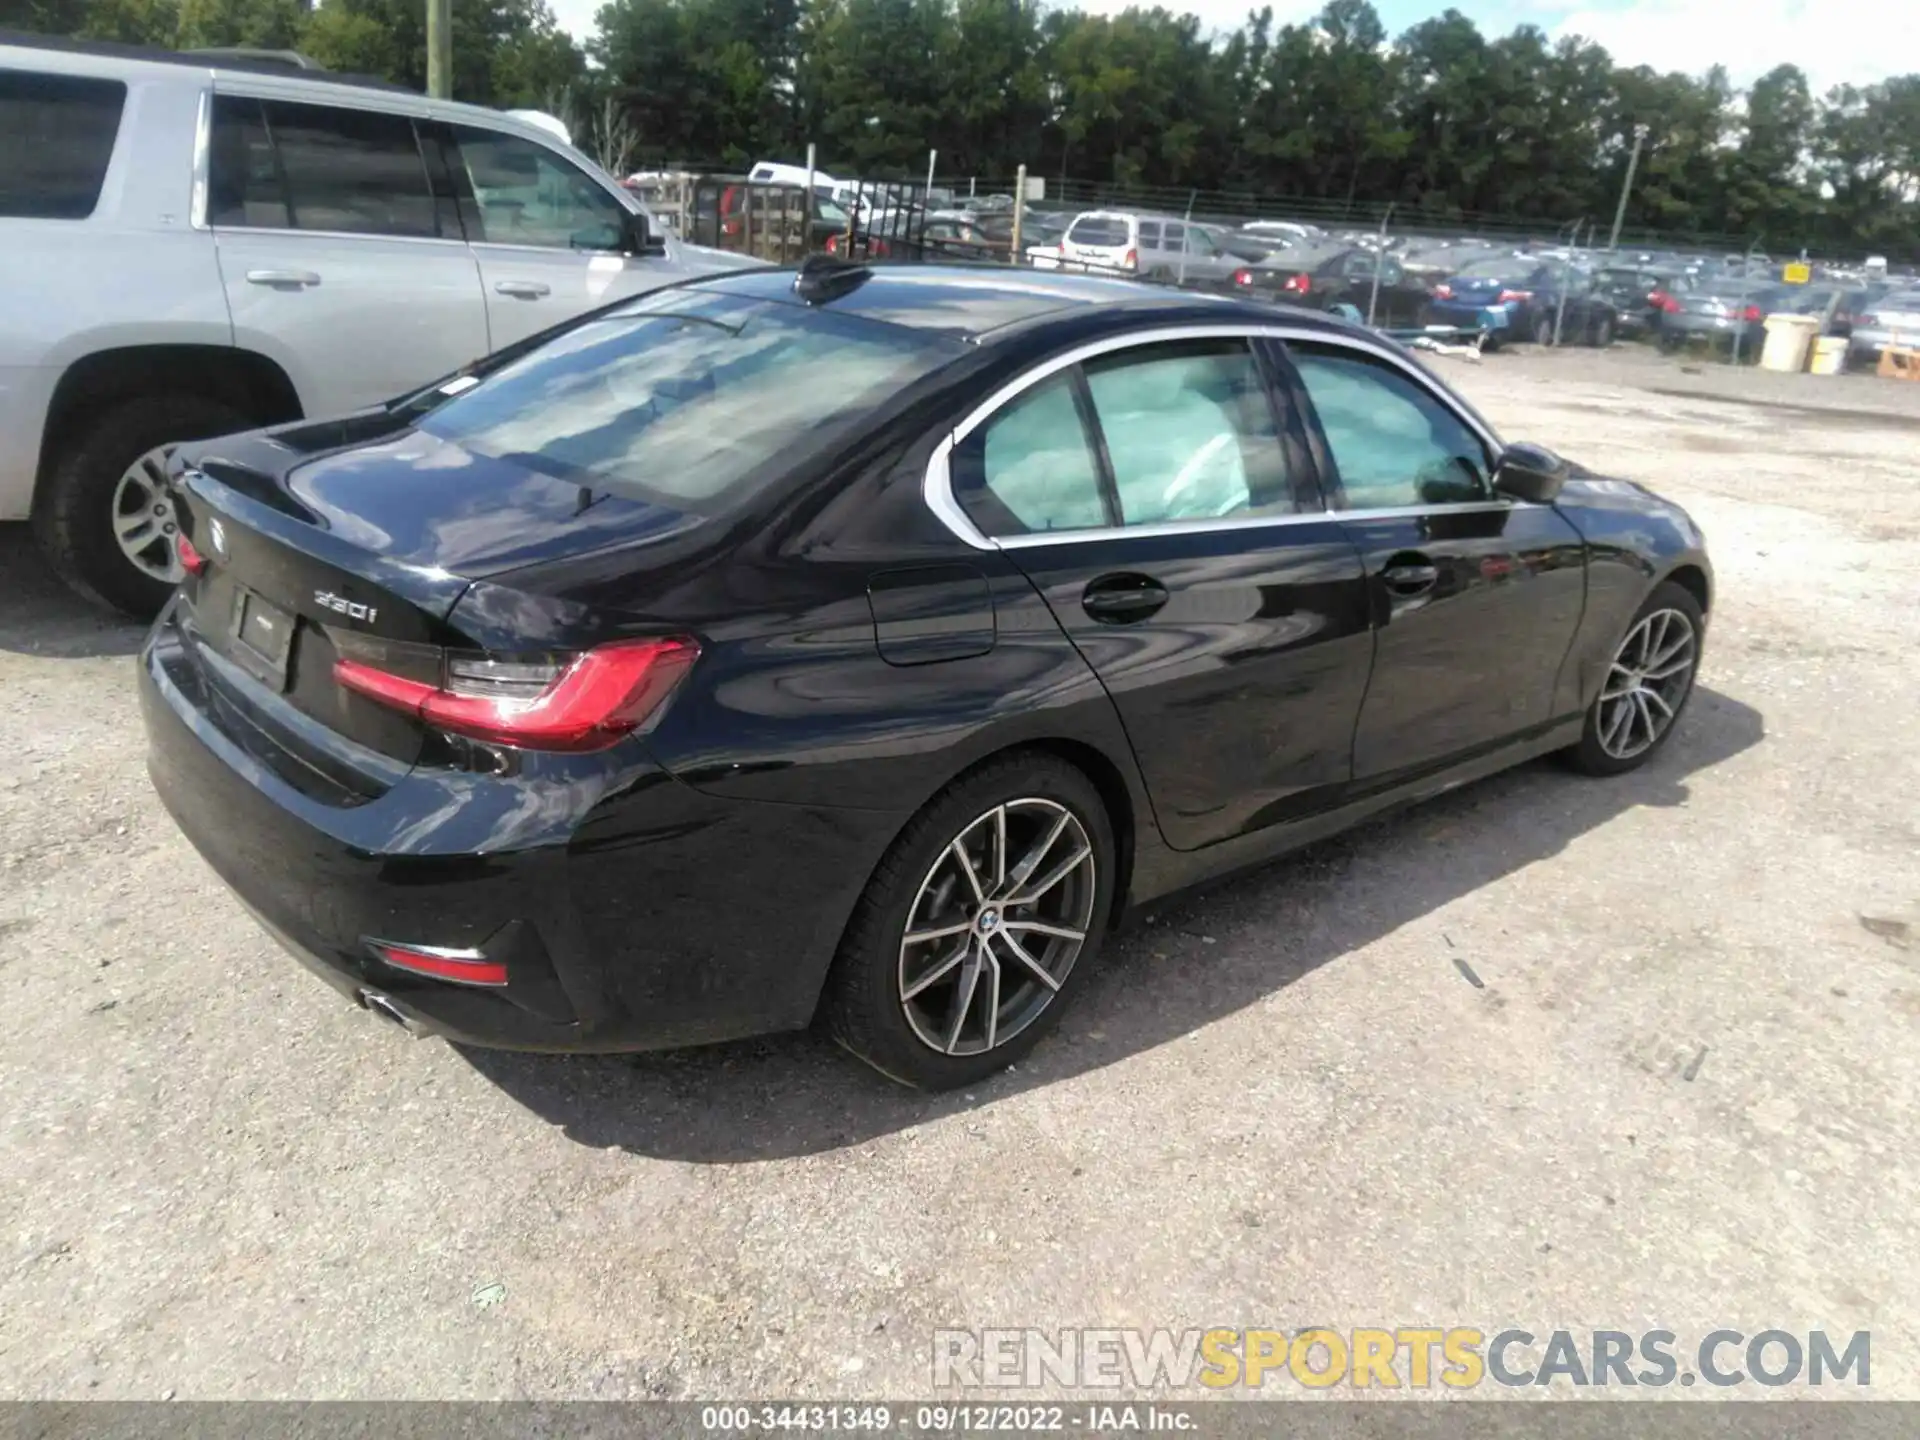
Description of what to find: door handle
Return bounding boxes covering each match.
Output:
[1082,574,1170,623]
[494,280,552,299]
[1382,554,1439,596]
[245,269,321,287]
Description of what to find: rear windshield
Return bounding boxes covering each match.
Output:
[0,70,126,219]
[417,289,962,512]
[1067,215,1129,246]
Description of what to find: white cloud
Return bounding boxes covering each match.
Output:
[1553,0,1917,91]
[550,0,602,43]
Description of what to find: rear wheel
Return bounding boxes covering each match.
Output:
[33,393,249,617]
[1533,313,1558,347]
[1563,582,1704,776]
[824,754,1116,1089]
[1589,314,1615,348]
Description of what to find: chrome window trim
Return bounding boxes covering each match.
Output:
[190,84,212,230]
[921,322,1514,552]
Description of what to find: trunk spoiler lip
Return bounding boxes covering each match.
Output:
[174,463,475,623]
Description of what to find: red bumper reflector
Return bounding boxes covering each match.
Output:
[178,533,208,576]
[369,942,509,987]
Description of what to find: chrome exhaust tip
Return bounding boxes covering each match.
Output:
[360,989,422,1037]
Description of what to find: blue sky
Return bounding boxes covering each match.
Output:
[547,0,1917,91]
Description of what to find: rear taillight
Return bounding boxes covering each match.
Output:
[368,942,508,988]
[1283,273,1310,294]
[1432,283,1453,299]
[1232,268,1252,287]
[1498,288,1534,303]
[1122,248,1138,271]
[825,234,840,254]
[334,637,699,753]
[177,533,208,576]
[1741,304,1763,322]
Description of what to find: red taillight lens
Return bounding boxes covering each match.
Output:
[177,533,207,576]
[1283,273,1310,294]
[1742,305,1763,322]
[335,637,699,753]
[1432,283,1453,299]
[1232,268,1252,286]
[825,233,839,254]
[1122,248,1138,270]
[369,942,508,987]
[1497,288,1533,303]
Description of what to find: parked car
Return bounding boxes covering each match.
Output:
[1656,277,1779,357]
[1427,257,1620,347]
[1053,210,1239,286]
[0,33,742,615]
[1230,243,1434,327]
[920,212,1000,261]
[1595,266,1692,339]
[139,261,1712,1090]
[1849,290,1920,366]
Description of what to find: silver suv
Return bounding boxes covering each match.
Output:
[0,35,743,613]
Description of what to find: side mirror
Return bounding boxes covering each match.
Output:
[626,211,668,258]
[1494,442,1570,503]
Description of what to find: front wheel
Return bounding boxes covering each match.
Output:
[824,754,1116,1089]
[1563,581,1704,776]
[1533,313,1558,347]
[1588,314,1615,348]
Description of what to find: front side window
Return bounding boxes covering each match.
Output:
[451,126,627,250]
[419,290,960,513]
[1083,341,1292,524]
[1290,345,1491,509]
[0,71,125,219]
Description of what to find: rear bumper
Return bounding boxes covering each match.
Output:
[139,600,902,1052]
[1424,302,1509,332]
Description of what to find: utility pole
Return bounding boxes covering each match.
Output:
[1608,126,1646,252]
[426,0,452,99]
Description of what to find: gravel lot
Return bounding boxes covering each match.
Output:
[2,346,1917,1401]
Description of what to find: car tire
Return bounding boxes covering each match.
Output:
[1589,315,1615,348]
[824,752,1117,1090]
[1562,581,1705,777]
[1658,333,1685,355]
[33,393,250,618]
[1533,313,1557,347]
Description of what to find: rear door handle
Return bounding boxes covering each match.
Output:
[1382,555,1439,597]
[1082,574,1170,623]
[494,280,552,299]
[245,269,321,287]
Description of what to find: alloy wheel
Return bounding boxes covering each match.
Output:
[1598,607,1696,760]
[897,798,1097,1057]
[111,447,185,584]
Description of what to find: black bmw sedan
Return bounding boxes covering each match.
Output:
[140,262,1712,1090]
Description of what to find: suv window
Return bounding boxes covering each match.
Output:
[1083,341,1292,524]
[209,96,440,237]
[1137,221,1162,247]
[452,126,628,250]
[0,71,125,220]
[1291,345,1491,508]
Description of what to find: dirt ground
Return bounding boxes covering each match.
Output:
[0,344,1916,1401]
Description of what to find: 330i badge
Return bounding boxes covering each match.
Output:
[140,260,1711,1089]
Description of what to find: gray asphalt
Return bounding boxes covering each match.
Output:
[1,347,1916,1399]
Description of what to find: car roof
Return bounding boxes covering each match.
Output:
[684,263,1377,344]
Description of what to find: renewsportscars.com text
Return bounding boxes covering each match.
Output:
[932,1327,1871,1390]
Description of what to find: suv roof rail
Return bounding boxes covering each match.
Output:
[182,46,325,71]
[0,29,417,95]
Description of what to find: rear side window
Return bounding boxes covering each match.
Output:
[954,375,1108,536]
[0,71,125,219]
[418,290,962,513]
[209,95,439,237]
[1137,221,1162,247]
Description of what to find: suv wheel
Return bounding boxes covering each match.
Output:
[34,393,248,618]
